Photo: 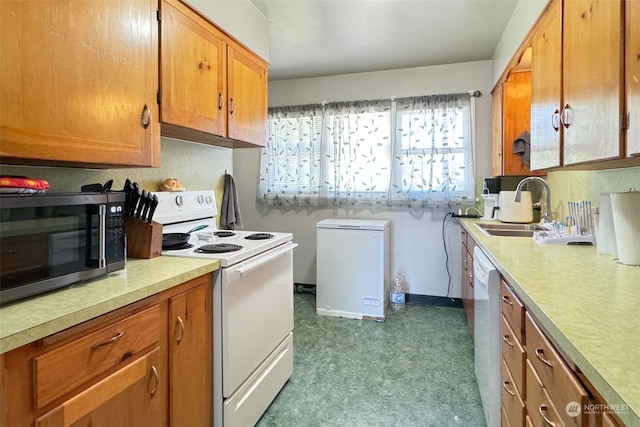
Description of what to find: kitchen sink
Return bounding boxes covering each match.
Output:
[475,223,546,237]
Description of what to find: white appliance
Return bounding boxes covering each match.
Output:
[495,191,533,223]
[473,246,501,427]
[316,218,391,321]
[154,191,297,427]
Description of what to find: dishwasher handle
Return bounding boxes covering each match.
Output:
[234,242,298,276]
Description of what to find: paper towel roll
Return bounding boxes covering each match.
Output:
[610,191,640,265]
[597,193,617,256]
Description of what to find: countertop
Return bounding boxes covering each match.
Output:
[460,218,640,426]
[0,256,220,354]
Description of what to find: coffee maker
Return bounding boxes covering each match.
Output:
[481,177,501,220]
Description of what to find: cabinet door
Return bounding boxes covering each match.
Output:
[35,349,165,427]
[502,71,532,175]
[530,0,563,170]
[627,0,640,158]
[562,0,624,165]
[227,45,268,146]
[160,0,227,137]
[491,84,504,176]
[0,0,159,168]
[169,280,212,427]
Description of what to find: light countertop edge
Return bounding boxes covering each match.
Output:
[460,218,640,427]
[0,257,220,354]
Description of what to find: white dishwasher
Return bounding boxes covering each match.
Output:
[473,245,500,427]
[316,218,390,321]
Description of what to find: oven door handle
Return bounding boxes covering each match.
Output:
[234,242,298,276]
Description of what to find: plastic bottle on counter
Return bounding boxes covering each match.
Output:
[389,273,406,313]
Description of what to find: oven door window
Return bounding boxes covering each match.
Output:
[0,204,101,292]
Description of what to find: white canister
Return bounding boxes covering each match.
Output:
[497,191,533,223]
[610,191,640,265]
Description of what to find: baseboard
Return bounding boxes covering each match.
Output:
[406,293,462,308]
[294,284,461,309]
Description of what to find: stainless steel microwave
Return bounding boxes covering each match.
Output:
[0,192,126,305]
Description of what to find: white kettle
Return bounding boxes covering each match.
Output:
[493,191,533,223]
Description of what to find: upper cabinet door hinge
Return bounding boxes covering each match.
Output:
[622,112,630,131]
[157,90,162,105]
[156,8,161,22]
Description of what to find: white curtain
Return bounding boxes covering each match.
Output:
[258,93,476,209]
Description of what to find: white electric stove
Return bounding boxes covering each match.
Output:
[154,190,296,427]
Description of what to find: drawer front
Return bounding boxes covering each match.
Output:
[34,306,160,409]
[525,313,589,426]
[501,405,511,427]
[500,280,525,344]
[525,360,563,427]
[501,358,526,427]
[501,314,526,397]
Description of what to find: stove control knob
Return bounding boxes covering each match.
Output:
[206,195,213,204]
[175,195,184,207]
[198,194,204,204]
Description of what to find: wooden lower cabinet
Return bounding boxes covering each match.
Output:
[0,273,213,427]
[35,348,164,427]
[169,278,212,427]
[461,230,475,341]
[499,279,629,426]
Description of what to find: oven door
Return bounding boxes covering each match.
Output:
[221,242,297,397]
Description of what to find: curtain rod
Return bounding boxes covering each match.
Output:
[320,90,482,105]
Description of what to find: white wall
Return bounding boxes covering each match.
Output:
[234,61,494,298]
[491,0,547,86]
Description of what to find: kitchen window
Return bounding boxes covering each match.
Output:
[259,93,476,209]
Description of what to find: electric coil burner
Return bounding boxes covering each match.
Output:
[163,243,194,251]
[245,233,274,240]
[214,231,236,238]
[195,243,243,253]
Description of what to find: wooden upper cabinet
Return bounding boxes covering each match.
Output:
[627,0,640,158]
[228,45,268,146]
[160,0,227,137]
[491,83,504,177]
[530,0,563,170]
[502,70,534,176]
[159,0,268,148]
[0,0,159,168]
[562,0,624,165]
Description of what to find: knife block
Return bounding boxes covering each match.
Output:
[125,217,163,259]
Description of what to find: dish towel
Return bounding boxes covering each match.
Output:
[220,173,243,230]
[512,130,531,165]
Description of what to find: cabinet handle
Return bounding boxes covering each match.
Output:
[502,381,515,396]
[149,365,159,397]
[502,334,514,347]
[468,271,473,285]
[561,104,573,128]
[229,98,235,115]
[538,404,557,426]
[175,315,185,344]
[501,295,513,306]
[90,331,124,350]
[218,93,224,110]
[551,109,561,131]
[140,104,151,129]
[535,347,554,368]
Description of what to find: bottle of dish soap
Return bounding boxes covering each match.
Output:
[390,273,406,313]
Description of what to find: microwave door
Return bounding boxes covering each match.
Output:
[85,204,107,270]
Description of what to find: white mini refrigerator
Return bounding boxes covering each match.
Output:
[316,218,391,321]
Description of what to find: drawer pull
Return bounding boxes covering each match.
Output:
[502,334,515,347]
[150,365,159,397]
[535,347,554,368]
[175,316,185,344]
[502,381,515,396]
[502,295,513,305]
[539,404,557,426]
[90,331,124,350]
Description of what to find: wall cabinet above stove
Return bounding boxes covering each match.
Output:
[0,0,160,168]
[159,0,268,149]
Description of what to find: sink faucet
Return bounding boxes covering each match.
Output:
[514,176,553,222]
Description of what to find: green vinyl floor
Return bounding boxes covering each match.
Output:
[256,292,487,427]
